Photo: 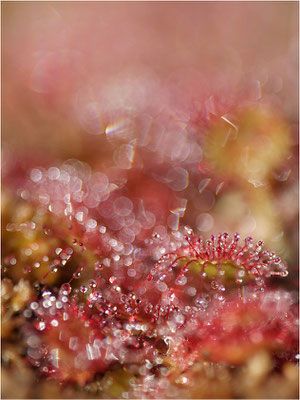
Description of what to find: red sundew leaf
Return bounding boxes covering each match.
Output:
[140,231,288,315]
[25,275,166,385]
[168,292,298,366]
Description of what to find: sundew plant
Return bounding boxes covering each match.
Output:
[1,2,299,399]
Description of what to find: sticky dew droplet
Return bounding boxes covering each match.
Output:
[60,283,71,295]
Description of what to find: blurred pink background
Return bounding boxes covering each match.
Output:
[2,2,298,160]
[2,1,299,272]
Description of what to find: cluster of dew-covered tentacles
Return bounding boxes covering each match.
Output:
[0,152,298,399]
[2,163,299,399]
[21,229,298,394]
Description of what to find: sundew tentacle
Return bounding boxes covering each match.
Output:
[147,230,288,306]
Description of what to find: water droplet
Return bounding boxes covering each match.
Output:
[211,280,219,290]
[176,275,187,286]
[89,279,97,288]
[80,285,88,293]
[30,168,43,183]
[195,298,208,309]
[95,262,104,272]
[36,321,46,331]
[60,283,71,295]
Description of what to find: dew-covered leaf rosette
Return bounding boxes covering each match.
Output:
[18,222,298,398]
[2,155,298,399]
[145,231,288,310]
